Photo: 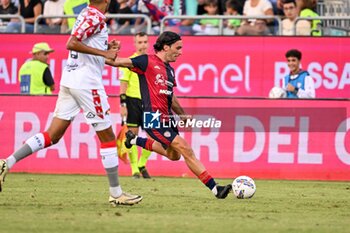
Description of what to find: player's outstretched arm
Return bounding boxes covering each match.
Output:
[66,36,117,60]
[106,58,134,68]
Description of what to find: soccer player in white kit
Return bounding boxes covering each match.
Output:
[0,0,142,206]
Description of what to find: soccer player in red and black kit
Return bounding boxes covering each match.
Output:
[111,31,232,199]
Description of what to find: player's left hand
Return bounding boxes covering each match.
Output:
[286,83,295,92]
[108,40,121,51]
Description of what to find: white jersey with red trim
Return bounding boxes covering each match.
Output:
[61,6,108,90]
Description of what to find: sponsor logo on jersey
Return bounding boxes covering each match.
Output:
[155,74,174,87]
[155,74,166,85]
[159,89,172,95]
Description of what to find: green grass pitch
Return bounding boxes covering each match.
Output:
[0,174,349,233]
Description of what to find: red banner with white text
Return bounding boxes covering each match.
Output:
[0,95,349,180]
[0,35,350,98]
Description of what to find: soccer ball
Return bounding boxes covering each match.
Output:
[268,86,286,98]
[232,176,256,199]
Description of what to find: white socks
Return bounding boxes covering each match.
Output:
[25,133,47,153]
[6,156,16,170]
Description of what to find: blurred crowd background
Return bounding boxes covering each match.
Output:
[0,0,349,36]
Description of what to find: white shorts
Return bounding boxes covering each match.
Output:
[54,86,111,131]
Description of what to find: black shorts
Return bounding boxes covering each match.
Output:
[145,123,179,149]
[126,96,143,128]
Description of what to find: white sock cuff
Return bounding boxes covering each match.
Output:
[211,186,218,196]
[100,147,119,169]
[25,133,45,153]
[130,136,138,145]
[6,156,16,170]
[110,186,122,198]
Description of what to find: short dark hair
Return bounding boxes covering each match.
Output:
[153,31,181,52]
[285,49,302,60]
[205,0,218,7]
[135,32,147,37]
[282,0,296,6]
[226,0,240,11]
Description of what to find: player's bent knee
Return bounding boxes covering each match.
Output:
[167,148,181,161]
[169,153,181,161]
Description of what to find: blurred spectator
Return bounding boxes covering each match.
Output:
[281,0,298,35]
[217,0,227,14]
[5,0,42,33]
[37,0,64,33]
[283,49,315,98]
[61,0,89,33]
[11,0,18,7]
[242,0,274,24]
[105,0,119,29]
[137,0,165,33]
[19,42,55,94]
[237,0,274,35]
[0,0,18,32]
[113,0,133,34]
[296,0,321,36]
[231,0,246,15]
[223,0,241,35]
[179,0,200,31]
[192,0,220,35]
[197,0,207,15]
[270,0,284,16]
[236,18,271,35]
[0,0,18,21]
[137,0,186,33]
[108,0,119,14]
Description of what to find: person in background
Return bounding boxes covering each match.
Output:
[242,0,274,25]
[281,0,298,35]
[283,49,315,98]
[178,0,202,35]
[106,0,119,31]
[192,0,220,35]
[119,32,152,179]
[113,0,133,34]
[60,0,89,33]
[237,0,274,35]
[0,0,18,22]
[270,0,284,16]
[5,0,42,33]
[296,0,321,36]
[40,0,65,33]
[236,18,271,35]
[223,0,241,35]
[19,42,55,95]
